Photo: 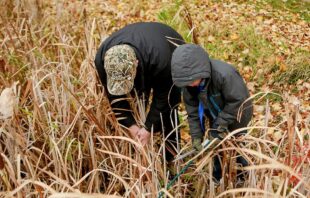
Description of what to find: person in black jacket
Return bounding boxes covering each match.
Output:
[171,44,253,182]
[94,22,184,161]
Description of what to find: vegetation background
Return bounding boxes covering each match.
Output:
[0,0,309,197]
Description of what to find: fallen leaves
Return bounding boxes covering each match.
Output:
[242,66,253,81]
[247,83,256,94]
[207,35,215,42]
[279,63,287,72]
[230,33,239,40]
[273,132,282,142]
[242,49,250,54]
[271,103,282,111]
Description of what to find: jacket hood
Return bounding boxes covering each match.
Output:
[171,44,211,87]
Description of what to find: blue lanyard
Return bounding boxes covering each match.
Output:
[198,79,223,132]
[198,83,205,132]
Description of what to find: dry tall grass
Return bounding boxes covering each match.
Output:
[0,1,309,197]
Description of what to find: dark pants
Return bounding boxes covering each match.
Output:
[212,150,248,181]
[162,107,180,161]
[146,85,180,162]
[209,122,249,181]
[163,85,181,162]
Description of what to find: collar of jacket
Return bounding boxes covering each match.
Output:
[198,78,211,93]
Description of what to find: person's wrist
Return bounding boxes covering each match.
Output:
[137,128,151,146]
[128,125,140,137]
[129,124,139,131]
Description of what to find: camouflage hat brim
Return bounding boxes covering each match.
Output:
[107,78,134,96]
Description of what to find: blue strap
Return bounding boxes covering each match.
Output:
[209,95,222,113]
[207,102,217,119]
[198,85,205,132]
[198,101,205,132]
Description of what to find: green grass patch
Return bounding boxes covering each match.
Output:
[276,49,310,83]
[158,0,309,85]
[264,0,310,22]
[219,0,310,22]
[6,53,29,83]
[157,0,196,43]
[203,25,275,85]
[265,93,283,102]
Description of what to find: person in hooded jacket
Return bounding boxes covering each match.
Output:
[171,44,253,182]
[94,22,185,161]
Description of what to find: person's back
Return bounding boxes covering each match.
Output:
[94,22,184,161]
[95,22,184,88]
[208,59,253,130]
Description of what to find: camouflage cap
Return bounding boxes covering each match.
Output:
[104,44,138,96]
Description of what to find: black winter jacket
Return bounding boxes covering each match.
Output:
[94,22,184,131]
[171,44,252,140]
[183,59,253,139]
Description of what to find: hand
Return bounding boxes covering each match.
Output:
[210,123,229,140]
[192,138,202,152]
[137,128,151,146]
[216,125,229,133]
[128,125,140,139]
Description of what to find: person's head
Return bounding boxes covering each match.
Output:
[171,44,211,87]
[104,44,138,95]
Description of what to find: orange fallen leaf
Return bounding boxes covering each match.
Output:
[257,16,263,22]
[279,63,287,72]
[230,33,239,40]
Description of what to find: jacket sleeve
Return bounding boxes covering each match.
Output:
[108,93,137,128]
[214,70,250,127]
[183,87,204,140]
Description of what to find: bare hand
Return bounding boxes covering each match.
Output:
[128,125,140,139]
[137,128,151,146]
